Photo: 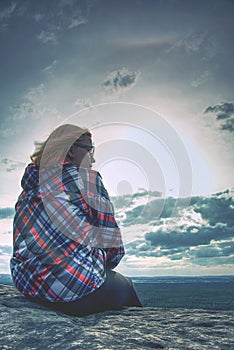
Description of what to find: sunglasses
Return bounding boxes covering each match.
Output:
[75,143,95,156]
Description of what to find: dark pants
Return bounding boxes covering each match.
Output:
[27,270,142,316]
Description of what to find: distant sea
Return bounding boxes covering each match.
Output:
[1,274,234,310]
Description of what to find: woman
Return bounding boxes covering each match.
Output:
[10,124,142,316]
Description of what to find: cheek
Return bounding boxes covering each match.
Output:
[74,152,90,166]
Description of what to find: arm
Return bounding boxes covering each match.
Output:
[103,245,125,269]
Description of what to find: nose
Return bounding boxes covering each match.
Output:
[91,154,96,163]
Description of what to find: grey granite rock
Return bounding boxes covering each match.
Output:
[0,284,233,349]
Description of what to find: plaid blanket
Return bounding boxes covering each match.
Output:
[10,163,124,302]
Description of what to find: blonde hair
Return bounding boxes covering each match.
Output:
[31,124,91,167]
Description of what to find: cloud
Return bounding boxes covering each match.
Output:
[34,13,44,22]
[0,2,16,22]
[167,31,217,61]
[123,197,192,226]
[0,245,12,255]
[204,102,234,132]
[37,29,57,44]
[0,158,26,172]
[204,102,234,116]
[220,118,234,132]
[0,1,91,42]
[0,243,12,274]
[42,60,58,74]
[25,84,50,103]
[9,84,61,121]
[120,189,234,269]
[0,207,15,219]
[193,193,234,227]
[10,102,43,120]
[67,17,87,29]
[36,0,90,44]
[0,2,26,31]
[10,84,45,119]
[103,68,140,95]
[145,224,233,249]
[1,188,234,274]
[191,70,212,88]
[190,239,234,266]
[0,128,16,138]
[74,98,92,109]
[193,241,234,258]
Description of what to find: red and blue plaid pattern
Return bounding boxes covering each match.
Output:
[10,163,124,302]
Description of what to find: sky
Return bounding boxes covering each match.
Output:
[0,0,233,276]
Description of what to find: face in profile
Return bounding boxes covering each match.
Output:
[69,134,95,169]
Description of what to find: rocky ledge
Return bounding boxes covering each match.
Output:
[0,284,233,350]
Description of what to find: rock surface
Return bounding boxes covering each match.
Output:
[0,284,233,350]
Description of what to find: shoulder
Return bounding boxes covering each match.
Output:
[62,165,103,189]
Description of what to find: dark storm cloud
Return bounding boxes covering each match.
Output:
[125,238,187,259]
[123,197,192,226]
[193,191,234,227]
[145,225,233,249]
[204,102,234,132]
[220,118,234,132]
[103,68,140,94]
[193,241,234,258]
[190,243,234,266]
[123,189,233,227]
[0,207,15,219]
[123,189,234,266]
[204,102,234,116]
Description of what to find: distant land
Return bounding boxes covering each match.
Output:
[2,274,234,310]
[0,274,13,286]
